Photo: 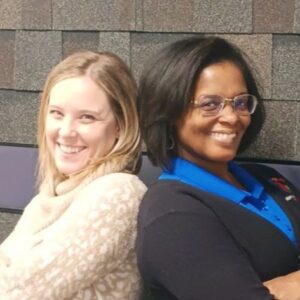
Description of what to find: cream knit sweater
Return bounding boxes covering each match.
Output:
[0,168,147,299]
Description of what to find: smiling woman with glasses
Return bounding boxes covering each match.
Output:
[137,36,300,300]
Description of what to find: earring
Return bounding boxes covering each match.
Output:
[167,135,175,150]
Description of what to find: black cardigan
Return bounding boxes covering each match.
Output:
[137,164,300,300]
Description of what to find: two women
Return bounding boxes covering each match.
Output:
[0,51,146,299]
[1,36,299,300]
[137,37,300,300]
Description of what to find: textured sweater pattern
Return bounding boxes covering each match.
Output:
[0,171,147,300]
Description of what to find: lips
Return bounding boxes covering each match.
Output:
[58,143,86,154]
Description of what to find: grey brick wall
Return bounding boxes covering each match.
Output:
[0,0,299,238]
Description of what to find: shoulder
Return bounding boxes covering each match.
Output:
[144,179,214,207]
[86,172,147,195]
[139,179,217,226]
[242,163,299,193]
[74,173,147,210]
[241,163,281,177]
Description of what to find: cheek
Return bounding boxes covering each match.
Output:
[82,124,118,148]
[177,116,207,140]
[242,116,251,132]
[45,119,57,145]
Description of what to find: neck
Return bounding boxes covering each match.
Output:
[199,160,229,180]
[177,155,242,189]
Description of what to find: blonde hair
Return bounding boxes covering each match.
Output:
[37,51,141,189]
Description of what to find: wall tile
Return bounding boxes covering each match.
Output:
[294,0,300,32]
[21,0,52,29]
[217,34,272,99]
[143,0,193,32]
[0,90,39,144]
[62,31,99,58]
[0,31,15,88]
[253,0,295,33]
[143,0,253,33]
[53,0,135,30]
[135,0,144,31]
[98,32,130,66]
[192,0,252,33]
[131,32,198,81]
[14,31,62,91]
[0,0,22,29]
[242,100,298,160]
[0,212,21,243]
[272,35,300,100]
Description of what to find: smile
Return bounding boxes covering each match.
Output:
[210,132,237,143]
[58,143,86,154]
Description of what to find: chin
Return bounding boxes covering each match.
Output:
[209,151,237,163]
[217,156,235,163]
[215,146,239,161]
[56,165,83,176]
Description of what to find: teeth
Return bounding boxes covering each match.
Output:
[59,144,84,154]
[210,132,237,142]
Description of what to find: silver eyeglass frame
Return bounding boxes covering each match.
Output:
[189,93,258,116]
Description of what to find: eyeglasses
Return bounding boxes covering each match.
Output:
[190,94,258,116]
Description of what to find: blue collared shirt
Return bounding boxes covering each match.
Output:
[159,156,296,245]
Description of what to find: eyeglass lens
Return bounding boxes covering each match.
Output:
[195,94,257,116]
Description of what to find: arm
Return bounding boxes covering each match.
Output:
[140,200,275,300]
[263,271,300,300]
[0,174,145,299]
[244,164,300,300]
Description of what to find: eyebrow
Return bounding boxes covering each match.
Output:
[47,104,61,110]
[48,105,103,115]
[78,109,103,115]
[195,92,249,99]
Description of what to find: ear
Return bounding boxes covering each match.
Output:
[115,122,120,139]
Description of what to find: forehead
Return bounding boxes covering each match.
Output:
[48,76,111,111]
[194,61,247,96]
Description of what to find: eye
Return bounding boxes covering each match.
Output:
[234,96,250,111]
[80,114,96,122]
[49,109,63,119]
[199,96,222,111]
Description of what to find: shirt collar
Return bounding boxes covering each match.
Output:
[228,161,264,198]
[161,156,265,206]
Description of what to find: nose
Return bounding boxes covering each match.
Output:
[59,118,77,138]
[218,102,239,124]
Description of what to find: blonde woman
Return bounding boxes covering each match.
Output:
[0,51,147,299]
